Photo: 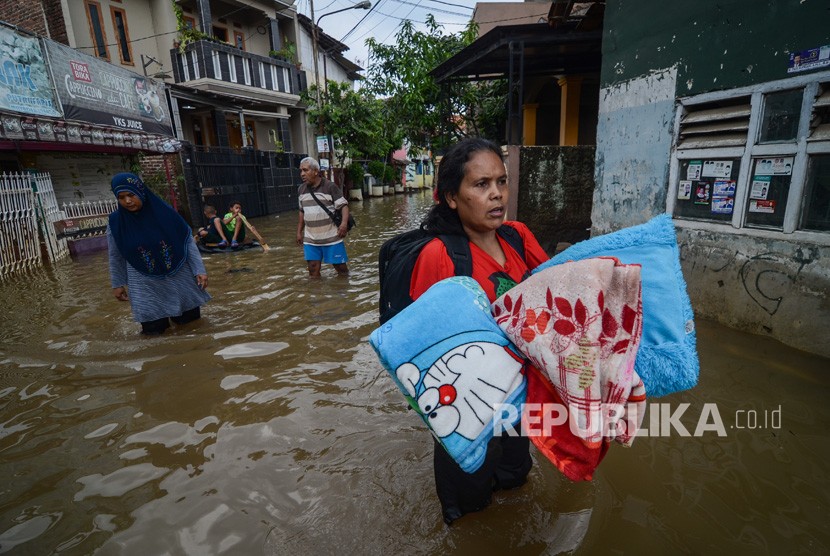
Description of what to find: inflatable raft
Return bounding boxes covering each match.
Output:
[197,241,261,254]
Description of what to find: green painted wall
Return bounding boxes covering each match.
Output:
[601,0,830,95]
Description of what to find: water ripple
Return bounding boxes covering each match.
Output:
[214,342,289,359]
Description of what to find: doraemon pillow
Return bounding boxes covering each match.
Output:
[370,277,526,473]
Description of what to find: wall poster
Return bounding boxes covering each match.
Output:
[677,180,692,200]
[788,45,830,73]
[750,176,771,199]
[711,179,735,214]
[755,157,793,175]
[702,160,733,178]
[745,158,791,229]
[0,26,62,118]
[749,200,776,213]
[674,159,740,222]
[694,183,710,204]
[686,161,702,181]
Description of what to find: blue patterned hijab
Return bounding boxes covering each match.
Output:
[108,172,192,277]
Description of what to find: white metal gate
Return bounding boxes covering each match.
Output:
[30,172,69,264]
[0,172,70,279]
[0,173,41,278]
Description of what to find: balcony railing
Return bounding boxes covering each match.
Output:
[171,40,305,97]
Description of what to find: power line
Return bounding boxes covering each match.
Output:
[75,3,257,52]
[419,0,473,10]
[354,8,551,38]
[477,11,550,25]
[390,0,470,18]
[347,11,394,45]
[379,0,422,43]
[317,0,341,12]
[75,29,178,51]
[339,0,387,42]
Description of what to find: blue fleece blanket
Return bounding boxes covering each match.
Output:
[370,277,526,473]
[535,214,698,397]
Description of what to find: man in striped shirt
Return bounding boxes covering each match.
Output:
[296,157,350,277]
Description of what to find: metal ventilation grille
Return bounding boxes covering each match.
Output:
[808,83,830,141]
[678,98,751,149]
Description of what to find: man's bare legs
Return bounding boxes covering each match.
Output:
[306,260,348,277]
[307,260,322,278]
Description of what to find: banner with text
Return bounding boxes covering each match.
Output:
[44,39,173,136]
[0,26,62,118]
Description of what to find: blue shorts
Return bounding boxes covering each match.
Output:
[304,242,348,264]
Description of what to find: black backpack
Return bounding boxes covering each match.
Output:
[378,225,526,324]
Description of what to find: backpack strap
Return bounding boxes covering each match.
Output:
[438,234,473,276]
[497,224,526,262]
[437,225,526,277]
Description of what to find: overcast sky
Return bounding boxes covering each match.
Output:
[295,0,527,72]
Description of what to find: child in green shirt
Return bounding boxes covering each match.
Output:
[222,201,248,248]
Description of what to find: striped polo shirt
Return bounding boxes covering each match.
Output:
[298,178,347,246]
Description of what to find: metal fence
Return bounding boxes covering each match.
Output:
[30,173,69,264]
[0,173,41,278]
[182,145,304,227]
[62,199,118,219]
[0,172,72,279]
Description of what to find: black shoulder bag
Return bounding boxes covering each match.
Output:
[309,188,355,231]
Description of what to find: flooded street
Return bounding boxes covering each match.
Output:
[1,192,828,555]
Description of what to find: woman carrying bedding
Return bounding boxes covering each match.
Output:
[410,137,549,525]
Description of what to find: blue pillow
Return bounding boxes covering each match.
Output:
[370,277,526,472]
[534,214,698,397]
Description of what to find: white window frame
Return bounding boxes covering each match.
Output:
[259,63,266,89]
[228,54,238,83]
[242,58,251,86]
[211,51,221,79]
[270,66,278,92]
[282,67,290,94]
[190,51,200,79]
[668,69,830,245]
[181,52,190,81]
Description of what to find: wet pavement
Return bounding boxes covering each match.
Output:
[0,192,828,554]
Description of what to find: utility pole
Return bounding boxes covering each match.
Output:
[309,1,371,180]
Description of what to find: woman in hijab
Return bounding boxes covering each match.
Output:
[108,172,210,335]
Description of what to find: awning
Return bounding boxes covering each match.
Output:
[430,24,602,84]
[0,112,179,153]
[240,109,289,120]
[428,14,603,145]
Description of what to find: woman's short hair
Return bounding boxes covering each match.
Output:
[300,157,320,172]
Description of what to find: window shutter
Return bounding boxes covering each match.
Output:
[808,83,830,142]
[678,98,751,149]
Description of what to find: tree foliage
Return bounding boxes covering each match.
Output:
[302,80,389,168]
[365,15,508,150]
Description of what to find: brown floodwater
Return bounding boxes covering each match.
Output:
[0,192,828,555]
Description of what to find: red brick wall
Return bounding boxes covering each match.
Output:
[139,154,191,220]
[0,0,68,45]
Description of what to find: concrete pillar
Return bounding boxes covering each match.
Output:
[506,144,520,221]
[558,76,583,146]
[239,112,247,148]
[522,103,538,146]
[268,18,281,52]
[196,0,212,35]
[213,110,229,147]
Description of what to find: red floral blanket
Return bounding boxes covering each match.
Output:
[493,257,647,481]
